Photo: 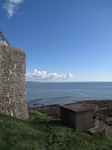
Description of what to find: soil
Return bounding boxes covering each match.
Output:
[29,100,112,129]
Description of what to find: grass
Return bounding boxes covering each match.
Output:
[0,111,112,150]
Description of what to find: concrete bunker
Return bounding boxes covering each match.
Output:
[60,103,99,131]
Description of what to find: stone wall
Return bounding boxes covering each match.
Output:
[0,44,28,120]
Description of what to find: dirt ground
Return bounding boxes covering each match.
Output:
[30,100,112,129]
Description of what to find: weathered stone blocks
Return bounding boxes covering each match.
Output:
[0,44,28,119]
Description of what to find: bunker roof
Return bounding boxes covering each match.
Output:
[61,103,98,113]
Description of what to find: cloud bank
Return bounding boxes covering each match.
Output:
[26,69,75,82]
[3,0,24,18]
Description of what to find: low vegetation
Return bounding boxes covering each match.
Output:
[0,111,112,150]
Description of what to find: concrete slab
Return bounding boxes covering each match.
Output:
[61,103,98,113]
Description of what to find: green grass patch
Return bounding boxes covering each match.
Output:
[0,111,112,150]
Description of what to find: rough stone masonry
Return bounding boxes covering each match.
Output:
[0,44,28,120]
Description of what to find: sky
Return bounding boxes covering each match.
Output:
[0,0,112,82]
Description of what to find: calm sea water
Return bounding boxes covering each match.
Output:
[26,82,112,108]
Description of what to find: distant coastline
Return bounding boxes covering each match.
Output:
[26,81,112,83]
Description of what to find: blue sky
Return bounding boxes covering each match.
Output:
[0,0,112,82]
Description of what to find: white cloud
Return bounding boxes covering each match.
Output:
[26,69,75,82]
[9,0,23,4]
[67,73,74,78]
[3,0,24,18]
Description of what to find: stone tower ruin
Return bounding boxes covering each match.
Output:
[0,31,28,120]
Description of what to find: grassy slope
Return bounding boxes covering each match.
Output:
[0,111,112,150]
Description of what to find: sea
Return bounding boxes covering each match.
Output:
[26,82,112,108]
